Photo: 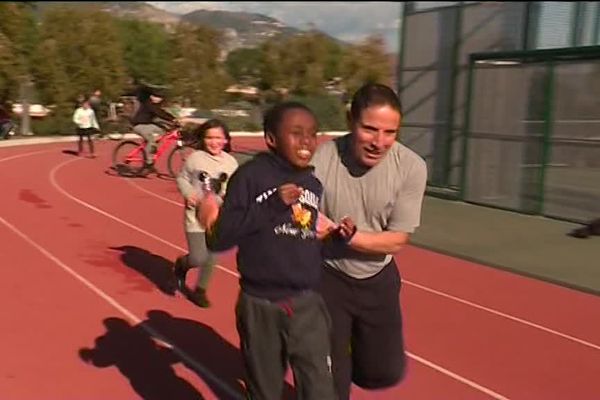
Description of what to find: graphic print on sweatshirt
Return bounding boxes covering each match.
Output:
[255,186,320,240]
[193,169,229,195]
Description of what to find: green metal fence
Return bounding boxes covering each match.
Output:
[462,47,600,222]
[399,2,600,222]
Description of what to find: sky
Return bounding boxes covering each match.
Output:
[148,2,403,52]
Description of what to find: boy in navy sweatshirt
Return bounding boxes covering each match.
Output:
[199,102,337,400]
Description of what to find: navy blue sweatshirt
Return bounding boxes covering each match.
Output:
[206,152,323,301]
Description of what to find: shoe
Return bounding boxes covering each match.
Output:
[189,287,211,308]
[142,164,158,176]
[568,227,590,239]
[173,256,188,291]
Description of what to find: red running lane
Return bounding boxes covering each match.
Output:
[55,142,494,399]
[1,140,599,399]
[1,145,243,399]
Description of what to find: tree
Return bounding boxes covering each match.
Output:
[32,6,127,104]
[0,32,25,101]
[224,47,264,85]
[29,6,127,134]
[0,3,37,61]
[341,34,393,95]
[0,3,37,101]
[117,19,171,85]
[257,32,344,96]
[169,24,229,108]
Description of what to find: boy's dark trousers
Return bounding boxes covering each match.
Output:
[236,290,337,400]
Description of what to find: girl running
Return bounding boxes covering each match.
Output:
[173,119,238,307]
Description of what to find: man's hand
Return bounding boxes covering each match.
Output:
[278,183,303,206]
[197,192,220,231]
[337,216,357,242]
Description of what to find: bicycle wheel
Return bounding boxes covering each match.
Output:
[167,144,195,178]
[112,140,147,176]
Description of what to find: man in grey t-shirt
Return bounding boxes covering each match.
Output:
[312,83,427,400]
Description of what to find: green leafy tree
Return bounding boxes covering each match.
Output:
[257,38,285,91]
[225,47,264,85]
[0,32,24,101]
[34,7,127,98]
[117,19,171,85]
[169,24,229,108]
[341,34,393,95]
[31,6,127,133]
[289,94,347,131]
[257,32,344,96]
[0,3,37,60]
[0,3,37,100]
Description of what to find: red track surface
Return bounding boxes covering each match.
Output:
[1,139,599,399]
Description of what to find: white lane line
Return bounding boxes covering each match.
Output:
[49,158,238,279]
[54,158,512,399]
[407,351,509,400]
[0,214,244,400]
[125,178,182,206]
[0,149,50,163]
[404,280,600,351]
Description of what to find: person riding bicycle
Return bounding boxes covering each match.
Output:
[130,84,179,173]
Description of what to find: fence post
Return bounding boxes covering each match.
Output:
[459,58,475,201]
[537,62,555,215]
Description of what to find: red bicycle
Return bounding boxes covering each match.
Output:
[111,125,196,178]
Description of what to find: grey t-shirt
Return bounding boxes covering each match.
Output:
[177,150,239,233]
[311,134,427,279]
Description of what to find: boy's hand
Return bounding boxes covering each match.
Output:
[316,213,339,240]
[185,193,198,208]
[197,192,220,230]
[278,183,303,206]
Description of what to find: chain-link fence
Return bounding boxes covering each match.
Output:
[400,1,600,222]
[465,52,600,222]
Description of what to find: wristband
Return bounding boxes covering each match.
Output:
[344,225,358,243]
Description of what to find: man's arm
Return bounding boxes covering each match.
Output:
[149,102,176,122]
[348,231,410,254]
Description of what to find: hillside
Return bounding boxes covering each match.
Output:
[181,9,301,49]
[33,2,346,54]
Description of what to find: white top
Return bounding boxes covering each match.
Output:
[176,150,239,232]
[73,107,99,130]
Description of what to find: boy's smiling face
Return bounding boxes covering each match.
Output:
[268,108,318,169]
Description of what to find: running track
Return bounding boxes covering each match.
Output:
[1,139,599,399]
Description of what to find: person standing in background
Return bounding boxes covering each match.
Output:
[88,89,104,137]
[72,99,99,158]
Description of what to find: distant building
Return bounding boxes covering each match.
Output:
[12,104,52,118]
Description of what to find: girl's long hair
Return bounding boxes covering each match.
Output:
[194,118,232,153]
